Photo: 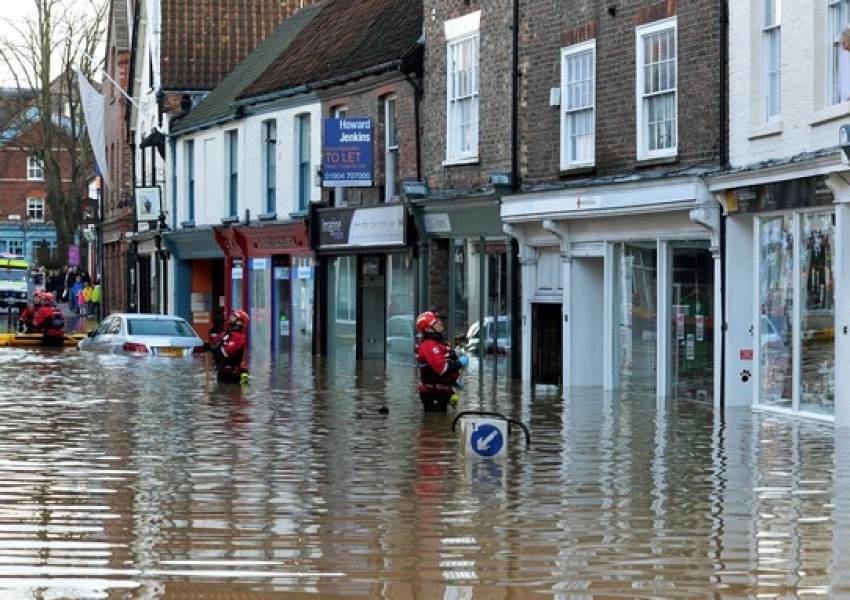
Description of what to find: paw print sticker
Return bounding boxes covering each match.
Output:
[740,369,751,383]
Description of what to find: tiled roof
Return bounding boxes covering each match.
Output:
[171,3,323,134]
[237,0,422,102]
[160,0,300,92]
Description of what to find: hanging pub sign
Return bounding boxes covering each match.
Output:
[135,186,161,222]
[322,117,373,187]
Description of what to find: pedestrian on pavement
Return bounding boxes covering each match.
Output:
[62,267,76,304]
[91,280,102,319]
[69,274,83,314]
[82,281,94,317]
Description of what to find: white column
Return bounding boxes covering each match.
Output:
[826,174,850,427]
[657,239,671,399]
[503,223,538,384]
[543,219,571,393]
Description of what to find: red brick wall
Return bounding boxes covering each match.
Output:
[519,0,724,183]
[319,74,419,206]
[420,0,515,193]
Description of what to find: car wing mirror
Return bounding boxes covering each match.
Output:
[87,330,96,338]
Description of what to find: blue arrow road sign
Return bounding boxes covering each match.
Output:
[470,424,504,458]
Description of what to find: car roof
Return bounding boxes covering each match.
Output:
[109,313,188,321]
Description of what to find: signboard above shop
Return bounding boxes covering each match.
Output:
[322,117,373,187]
[315,204,405,249]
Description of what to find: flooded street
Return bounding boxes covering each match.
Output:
[0,346,845,598]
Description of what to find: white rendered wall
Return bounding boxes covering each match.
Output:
[723,214,756,407]
[727,1,850,167]
[570,256,604,387]
[174,101,323,228]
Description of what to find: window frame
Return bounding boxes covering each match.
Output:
[27,157,44,181]
[27,197,44,222]
[296,113,311,213]
[384,95,399,201]
[263,119,277,214]
[829,0,850,105]
[761,0,781,121]
[185,139,195,222]
[331,106,347,207]
[560,40,596,170]
[635,17,678,161]
[445,11,480,165]
[226,130,238,217]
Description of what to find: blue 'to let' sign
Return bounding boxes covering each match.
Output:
[470,424,504,458]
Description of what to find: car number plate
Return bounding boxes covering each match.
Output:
[157,347,184,357]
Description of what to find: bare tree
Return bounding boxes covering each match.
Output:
[0,0,107,264]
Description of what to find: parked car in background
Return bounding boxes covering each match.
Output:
[78,313,204,356]
[464,315,511,356]
[386,314,415,358]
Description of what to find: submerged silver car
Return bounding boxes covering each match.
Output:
[78,313,204,356]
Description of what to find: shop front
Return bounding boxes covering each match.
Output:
[712,174,846,424]
[162,226,225,340]
[501,177,721,403]
[313,203,414,370]
[406,194,517,381]
[213,221,313,360]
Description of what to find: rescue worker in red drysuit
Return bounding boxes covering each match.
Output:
[209,309,249,383]
[30,292,66,346]
[415,311,468,412]
[18,298,38,333]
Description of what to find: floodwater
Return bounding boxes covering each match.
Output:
[0,343,845,599]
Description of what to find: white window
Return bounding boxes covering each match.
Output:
[561,40,596,169]
[636,18,678,160]
[185,139,195,221]
[445,11,480,164]
[762,0,781,120]
[384,95,399,200]
[829,0,850,104]
[262,119,277,214]
[296,114,311,213]
[27,198,44,222]
[226,130,238,217]
[27,157,43,180]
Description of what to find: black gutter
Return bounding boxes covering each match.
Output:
[509,0,521,380]
[718,0,728,409]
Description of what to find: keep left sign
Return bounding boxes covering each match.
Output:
[461,417,508,460]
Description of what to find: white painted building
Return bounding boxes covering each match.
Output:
[708,0,850,424]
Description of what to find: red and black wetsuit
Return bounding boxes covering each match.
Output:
[31,304,66,346]
[417,332,463,412]
[211,327,247,382]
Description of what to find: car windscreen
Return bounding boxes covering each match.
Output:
[127,319,197,337]
[0,269,27,282]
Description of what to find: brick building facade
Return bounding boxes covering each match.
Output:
[500,0,726,393]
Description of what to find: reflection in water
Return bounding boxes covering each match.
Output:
[0,347,843,597]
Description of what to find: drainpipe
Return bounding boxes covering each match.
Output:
[718,0,729,412]
[503,222,537,385]
[719,0,728,169]
[507,0,522,379]
[402,46,426,314]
